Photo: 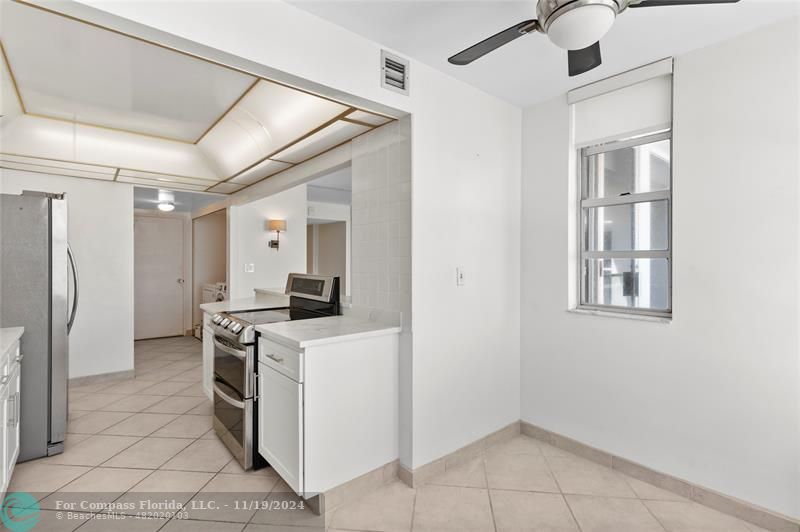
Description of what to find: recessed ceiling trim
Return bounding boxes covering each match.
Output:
[113,168,120,181]
[194,78,260,144]
[10,0,399,124]
[0,40,26,113]
[341,116,378,128]
[0,151,211,181]
[0,163,114,181]
[0,157,115,177]
[214,107,357,188]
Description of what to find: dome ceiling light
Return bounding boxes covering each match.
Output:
[448,0,740,77]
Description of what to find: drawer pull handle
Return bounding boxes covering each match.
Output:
[0,376,8,385]
[15,354,23,363]
[266,354,284,364]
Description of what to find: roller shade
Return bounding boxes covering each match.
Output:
[570,58,673,147]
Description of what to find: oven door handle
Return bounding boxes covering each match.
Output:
[214,381,245,409]
[213,337,247,361]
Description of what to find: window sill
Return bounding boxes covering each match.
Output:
[568,308,672,324]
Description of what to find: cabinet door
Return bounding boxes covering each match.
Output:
[6,363,20,478]
[202,327,214,400]
[258,362,303,495]
[0,381,8,496]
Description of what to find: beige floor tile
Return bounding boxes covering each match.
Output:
[246,525,324,532]
[329,480,415,532]
[186,400,213,416]
[69,381,114,394]
[8,462,92,496]
[485,450,560,493]
[43,435,141,467]
[138,380,196,395]
[161,438,233,472]
[70,393,125,411]
[161,519,246,531]
[429,456,487,489]
[164,360,200,371]
[34,509,93,531]
[100,394,166,413]
[643,500,752,531]
[249,479,326,528]
[185,472,280,522]
[67,411,133,434]
[548,457,637,498]
[145,395,207,414]
[114,470,214,509]
[103,437,194,469]
[150,415,212,439]
[68,410,91,421]
[173,382,206,397]
[80,515,168,531]
[167,368,203,383]
[412,484,494,531]
[40,467,151,510]
[566,494,665,532]
[487,434,544,456]
[53,466,151,492]
[491,490,579,531]
[103,379,163,395]
[200,429,217,440]
[625,477,689,502]
[101,413,179,437]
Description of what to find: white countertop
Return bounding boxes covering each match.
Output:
[256,316,401,349]
[200,293,289,314]
[0,327,24,357]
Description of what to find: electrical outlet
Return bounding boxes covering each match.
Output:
[244,263,255,273]
[456,267,465,286]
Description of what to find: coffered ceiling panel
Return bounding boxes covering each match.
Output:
[228,159,293,186]
[117,175,210,192]
[1,0,256,142]
[272,121,370,164]
[197,80,350,177]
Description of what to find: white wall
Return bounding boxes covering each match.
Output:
[521,18,800,519]
[229,184,307,299]
[64,0,522,470]
[0,169,134,379]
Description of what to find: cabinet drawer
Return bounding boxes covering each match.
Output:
[0,343,19,386]
[258,337,302,382]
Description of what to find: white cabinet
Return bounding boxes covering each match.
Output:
[256,333,398,497]
[257,362,304,494]
[0,337,21,498]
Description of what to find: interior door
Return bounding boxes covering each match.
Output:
[134,215,184,339]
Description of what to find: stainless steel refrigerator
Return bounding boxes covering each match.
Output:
[0,190,78,461]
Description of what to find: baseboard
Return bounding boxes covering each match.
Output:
[68,369,135,388]
[521,420,800,532]
[315,459,399,519]
[398,421,521,488]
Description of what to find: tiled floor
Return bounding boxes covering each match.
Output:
[7,336,770,531]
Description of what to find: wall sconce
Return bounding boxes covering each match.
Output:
[267,219,286,249]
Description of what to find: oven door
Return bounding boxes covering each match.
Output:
[212,334,254,469]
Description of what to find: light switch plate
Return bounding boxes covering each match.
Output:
[456,267,465,286]
[244,263,255,273]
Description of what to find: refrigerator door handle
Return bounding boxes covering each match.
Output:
[67,243,79,334]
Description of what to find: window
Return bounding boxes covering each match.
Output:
[578,131,671,317]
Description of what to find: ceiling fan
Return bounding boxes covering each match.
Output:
[448,0,740,76]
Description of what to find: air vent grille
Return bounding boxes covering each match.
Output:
[381,50,409,95]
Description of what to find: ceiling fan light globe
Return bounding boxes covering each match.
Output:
[547,4,616,50]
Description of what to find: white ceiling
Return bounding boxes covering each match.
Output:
[289,0,800,107]
[2,0,256,142]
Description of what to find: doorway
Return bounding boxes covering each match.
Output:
[134,214,185,339]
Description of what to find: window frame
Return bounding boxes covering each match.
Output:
[576,129,673,318]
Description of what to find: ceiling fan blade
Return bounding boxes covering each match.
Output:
[629,0,739,7]
[568,42,602,77]
[448,19,538,65]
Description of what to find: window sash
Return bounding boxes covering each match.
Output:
[578,131,672,316]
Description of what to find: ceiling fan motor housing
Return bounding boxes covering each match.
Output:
[538,0,625,50]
